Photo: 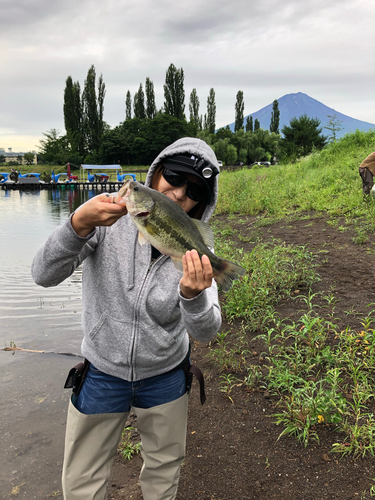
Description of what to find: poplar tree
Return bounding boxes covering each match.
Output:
[82,64,106,154]
[97,74,105,140]
[189,88,200,126]
[145,78,157,119]
[126,90,132,120]
[235,91,245,132]
[254,118,260,131]
[134,83,146,119]
[246,116,253,132]
[206,88,216,134]
[64,76,76,138]
[270,99,280,134]
[163,63,185,120]
[64,76,83,154]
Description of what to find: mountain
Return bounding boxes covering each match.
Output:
[225,92,375,139]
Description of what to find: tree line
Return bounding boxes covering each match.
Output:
[38,63,328,166]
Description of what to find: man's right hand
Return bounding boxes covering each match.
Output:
[71,193,128,237]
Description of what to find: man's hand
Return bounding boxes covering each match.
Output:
[71,193,128,237]
[180,249,213,299]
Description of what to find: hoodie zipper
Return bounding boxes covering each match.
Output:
[130,251,166,381]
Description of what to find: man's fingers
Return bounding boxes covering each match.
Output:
[184,251,197,277]
[190,250,204,278]
[100,193,116,204]
[201,255,214,279]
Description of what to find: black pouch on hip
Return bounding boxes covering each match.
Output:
[64,358,90,396]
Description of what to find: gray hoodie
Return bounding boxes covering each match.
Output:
[31,138,222,381]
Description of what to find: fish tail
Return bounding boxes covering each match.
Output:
[215,259,246,292]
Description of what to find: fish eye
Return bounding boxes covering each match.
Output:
[134,186,139,191]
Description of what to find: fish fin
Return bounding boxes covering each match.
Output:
[171,258,183,272]
[191,219,215,250]
[138,231,149,246]
[214,259,246,293]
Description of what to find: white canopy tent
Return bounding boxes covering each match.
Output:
[80,164,122,182]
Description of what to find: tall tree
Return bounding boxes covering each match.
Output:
[203,114,207,131]
[97,73,106,145]
[280,114,327,161]
[199,115,203,131]
[246,116,253,132]
[206,88,216,134]
[82,64,106,154]
[63,76,83,155]
[125,90,132,120]
[324,111,343,142]
[134,83,146,119]
[145,78,157,119]
[163,63,185,120]
[189,88,200,126]
[64,76,76,139]
[270,99,280,134]
[235,91,245,132]
[254,118,260,131]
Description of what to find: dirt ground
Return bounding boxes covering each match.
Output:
[108,213,375,500]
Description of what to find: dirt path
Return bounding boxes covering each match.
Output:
[108,213,375,500]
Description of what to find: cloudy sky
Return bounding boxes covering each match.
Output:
[1,0,374,152]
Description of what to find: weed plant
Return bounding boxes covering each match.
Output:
[118,426,141,461]
[212,225,319,329]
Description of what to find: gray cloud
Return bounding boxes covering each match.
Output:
[1,0,374,151]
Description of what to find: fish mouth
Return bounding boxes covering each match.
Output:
[118,180,131,198]
[135,211,150,218]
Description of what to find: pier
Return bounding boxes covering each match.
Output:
[0,181,127,191]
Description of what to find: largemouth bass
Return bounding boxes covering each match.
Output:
[117,180,245,292]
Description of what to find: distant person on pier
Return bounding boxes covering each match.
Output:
[359,151,375,195]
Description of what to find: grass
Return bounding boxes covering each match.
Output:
[216,129,375,229]
[207,130,375,457]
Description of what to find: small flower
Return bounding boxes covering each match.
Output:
[318,415,324,424]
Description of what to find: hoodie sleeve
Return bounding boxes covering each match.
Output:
[31,215,100,287]
[178,281,222,343]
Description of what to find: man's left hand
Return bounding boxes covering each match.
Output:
[180,249,213,299]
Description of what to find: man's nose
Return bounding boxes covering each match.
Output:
[173,185,187,200]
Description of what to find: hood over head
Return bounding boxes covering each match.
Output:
[145,137,220,222]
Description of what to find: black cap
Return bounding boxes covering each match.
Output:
[161,154,218,204]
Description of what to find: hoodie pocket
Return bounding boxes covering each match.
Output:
[87,313,134,365]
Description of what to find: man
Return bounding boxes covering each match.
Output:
[359,151,375,195]
[32,137,222,500]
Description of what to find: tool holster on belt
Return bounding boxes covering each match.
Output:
[64,358,90,396]
[183,358,206,405]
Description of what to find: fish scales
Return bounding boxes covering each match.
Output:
[117,180,245,292]
[144,205,219,268]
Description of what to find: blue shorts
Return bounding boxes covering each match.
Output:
[75,364,187,415]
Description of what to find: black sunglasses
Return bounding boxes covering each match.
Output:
[162,168,206,202]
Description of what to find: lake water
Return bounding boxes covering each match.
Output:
[0,188,99,359]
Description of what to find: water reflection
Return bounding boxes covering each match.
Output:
[0,188,97,357]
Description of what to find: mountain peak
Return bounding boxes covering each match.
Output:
[225,93,374,138]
